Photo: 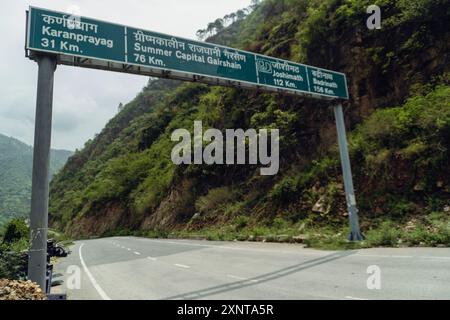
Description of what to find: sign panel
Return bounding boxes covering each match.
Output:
[255,55,309,93]
[27,7,125,63]
[26,7,349,100]
[127,27,258,84]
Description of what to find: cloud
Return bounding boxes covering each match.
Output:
[0,0,251,150]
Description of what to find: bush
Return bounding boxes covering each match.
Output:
[251,226,269,237]
[272,217,289,230]
[234,215,250,230]
[0,250,28,280]
[269,177,298,204]
[434,223,450,246]
[351,85,450,155]
[195,187,237,214]
[367,221,400,246]
[2,219,29,244]
[146,230,169,239]
[388,199,416,218]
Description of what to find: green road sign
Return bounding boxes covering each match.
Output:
[127,27,258,84]
[27,7,126,63]
[26,6,349,100]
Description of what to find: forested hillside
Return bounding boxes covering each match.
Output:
[49,0,450,248]
[0,134,72,226]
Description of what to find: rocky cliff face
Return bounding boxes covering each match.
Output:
[49,0,450,239]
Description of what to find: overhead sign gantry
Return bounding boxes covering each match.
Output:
[27,7,348,100]
[25,6,362,292]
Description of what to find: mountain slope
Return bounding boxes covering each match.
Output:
[49,0,450,244]
[0,134,72,226]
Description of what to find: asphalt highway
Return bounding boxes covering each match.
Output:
[53,237,450,300]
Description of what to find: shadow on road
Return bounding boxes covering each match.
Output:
[161,250,355,300]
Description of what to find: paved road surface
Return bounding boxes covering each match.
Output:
[53,237,450,300]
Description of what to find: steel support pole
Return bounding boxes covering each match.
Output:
[333,104,364,241]
[28,55,57,290]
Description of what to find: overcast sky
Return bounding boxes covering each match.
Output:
[0,0,251,150]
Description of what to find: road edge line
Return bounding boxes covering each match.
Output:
[79,243,111,300]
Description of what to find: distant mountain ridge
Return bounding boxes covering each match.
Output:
[0,133,72,226]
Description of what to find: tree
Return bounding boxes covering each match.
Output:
[249,0,261,11]
[236,9,247,21]
[206,22,216,36]
[213,18,224,33]
[223,14,230,26]
[2,218,29,244]
[229,12,237,23]
[196,29,206,40]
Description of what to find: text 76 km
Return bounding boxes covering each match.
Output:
[133,53,165,67]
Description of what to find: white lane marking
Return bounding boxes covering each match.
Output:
[227,275,259,283]
[134,251,141,255]
[79,243,111,300]
[139,239,450,261]
[420,256,450,261]
[345,296,369,300]
[147,257,157,261]
[174,264,191,269]
[127,248,131,251]
[356,254,450,260]
[144,239,320,255]
[356,254,414,259]
[227,274,246,280]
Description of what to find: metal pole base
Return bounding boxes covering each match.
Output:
[348,231,365,241]
[347,205,364,242]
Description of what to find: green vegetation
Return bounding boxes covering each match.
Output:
[305,213,450,250]
[49,0,450,249]
[195,187,238,215]
[0,219,29,280]
[349,84,450,219]
[0,134,72,227]
[196,1,261,40]
[0,219,72,280]
[2,218,29,245]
